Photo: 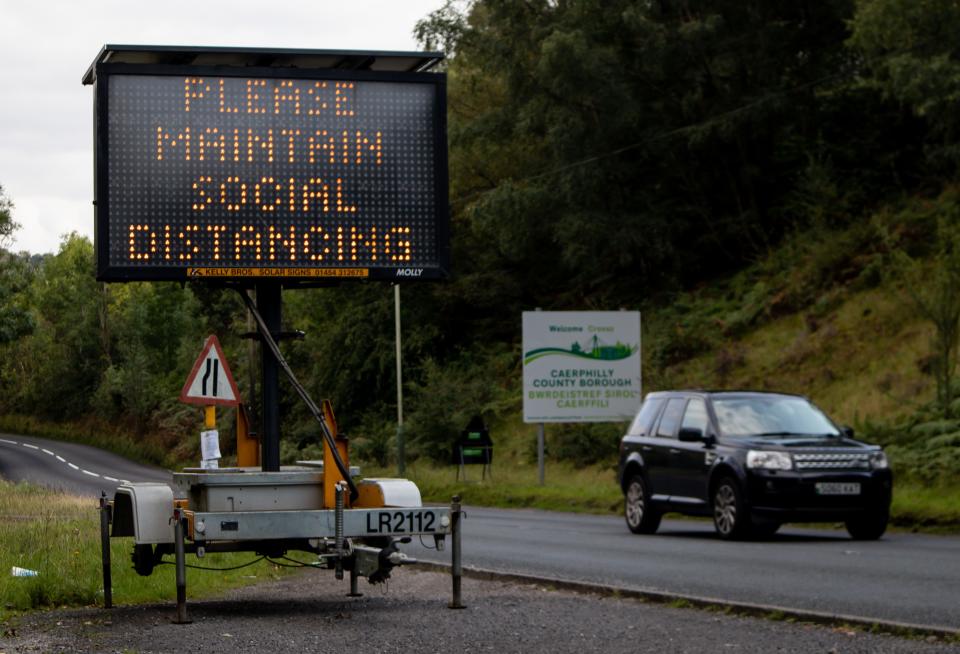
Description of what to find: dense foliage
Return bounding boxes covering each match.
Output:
[1,0,959,466]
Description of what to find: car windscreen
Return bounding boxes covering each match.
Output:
[712,396,840,438]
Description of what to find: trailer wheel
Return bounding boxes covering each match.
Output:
[132,544,155,576]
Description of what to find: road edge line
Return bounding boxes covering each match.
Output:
[415,561,959,641]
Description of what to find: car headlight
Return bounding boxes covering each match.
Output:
[746,450,793,470]
[869,451,888,470]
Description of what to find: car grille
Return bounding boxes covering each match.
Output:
[793,452,871,471]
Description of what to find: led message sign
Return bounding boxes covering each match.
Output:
[92,63,448,281]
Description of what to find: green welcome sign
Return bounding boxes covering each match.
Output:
[522,311,641,423]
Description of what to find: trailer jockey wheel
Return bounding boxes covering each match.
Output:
[132,544,155,576]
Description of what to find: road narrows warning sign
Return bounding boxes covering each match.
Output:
[180,335,240,406]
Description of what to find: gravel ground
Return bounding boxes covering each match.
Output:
[2,568,957,654]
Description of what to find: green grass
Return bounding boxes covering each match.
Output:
[368,460,623,514]
[0,480,297,623]
[890,481,960,530]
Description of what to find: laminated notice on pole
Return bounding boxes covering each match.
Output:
[200,429,221,461]
[180,335,240,406]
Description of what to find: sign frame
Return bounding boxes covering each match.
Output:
[91,61,449,283]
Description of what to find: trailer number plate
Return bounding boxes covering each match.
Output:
[365,510,438,534]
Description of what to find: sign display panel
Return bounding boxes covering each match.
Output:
[523,311,642,423]
[94,66,448,281]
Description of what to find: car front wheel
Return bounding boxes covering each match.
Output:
[712,477,752,540]
[845,511,888,540]
[624,474,661,534]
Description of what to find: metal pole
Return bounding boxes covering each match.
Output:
[99,492,112,609]
[537,422,545,486]
[246,289,259,430]
[257,281,282,472]
[449,495,464,609]
[348,566,362,597]
[394,284,405,476]
[534,307,545,486]
[335,482,345,581]
[173,511,190,624]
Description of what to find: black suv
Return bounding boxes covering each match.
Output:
[618,391,893,540]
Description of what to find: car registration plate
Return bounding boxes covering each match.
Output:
[815,482,860,495]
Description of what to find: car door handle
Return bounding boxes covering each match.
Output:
[641,446,652,452]
[669,448,681,455]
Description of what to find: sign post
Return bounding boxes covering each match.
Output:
[180,334,241,468]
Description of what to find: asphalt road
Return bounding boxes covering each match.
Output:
[0,433,171,496]
[406,506,960,631]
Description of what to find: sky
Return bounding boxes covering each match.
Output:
[0,0,443,254]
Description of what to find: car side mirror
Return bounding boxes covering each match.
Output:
[841,425,854,439]
[678,427,704,442]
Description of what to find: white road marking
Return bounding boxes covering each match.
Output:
[5,438,135,486]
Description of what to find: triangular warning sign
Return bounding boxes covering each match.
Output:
[179,335,241,406]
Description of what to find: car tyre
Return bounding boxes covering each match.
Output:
[624,474,661,534]
[845,511,888,540]
[712,477,752,540]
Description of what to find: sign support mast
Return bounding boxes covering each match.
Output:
[257,281,282,472]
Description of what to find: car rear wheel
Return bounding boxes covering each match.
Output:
[624,474,661,534]
[845,511,888,540]
[712,477,752,540]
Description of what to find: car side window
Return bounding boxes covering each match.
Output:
[680,398,708,434]
[628,397,665,435]
[656,398,687,438]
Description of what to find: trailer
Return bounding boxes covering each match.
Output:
[99,445,464,622]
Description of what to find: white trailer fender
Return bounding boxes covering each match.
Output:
[112,483,175,544]
[358,478,423,507]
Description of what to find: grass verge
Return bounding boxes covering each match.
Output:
[372,460,623,514]
[0,480,296,623]
[890,482,960,531]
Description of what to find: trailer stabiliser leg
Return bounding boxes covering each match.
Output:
[335,482,345,581]
[99,492,112,609]
[449,495,465,609]
[348,566,363,597]
[173,509,191,624]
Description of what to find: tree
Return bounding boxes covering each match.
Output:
[0,184,19,246]
[0,185,33,346]
[885,195,960,418]
[849,0,960,169]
